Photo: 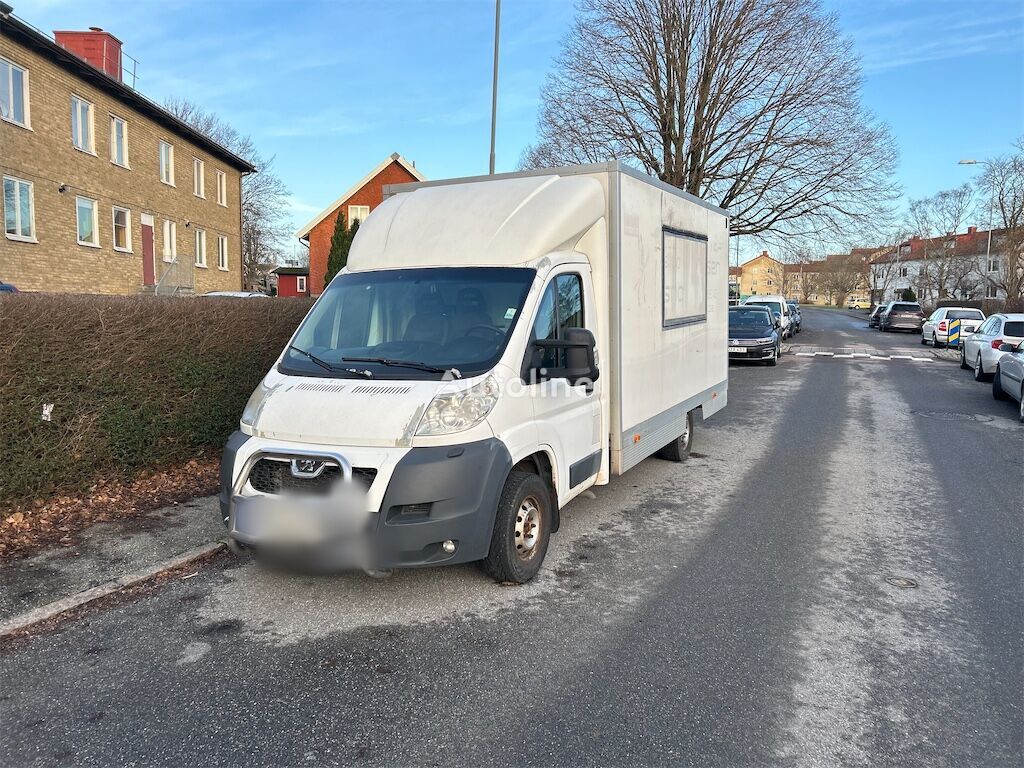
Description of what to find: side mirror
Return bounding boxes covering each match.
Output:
[999,343,1014,353]
[531,328,600,385]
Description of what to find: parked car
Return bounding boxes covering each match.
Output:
[879,301,925,333]
[847,298,871,310]
[992,340,1024,422]
[728,305,781,366]
[960,313,1024,381]
[786,301,802,333]
[742,295,794,338]
[868,305,885,328]
[0,280,18,293]
[201,291,270,298]
[921,307,985,347]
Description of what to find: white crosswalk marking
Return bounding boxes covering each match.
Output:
[788,347,935,363]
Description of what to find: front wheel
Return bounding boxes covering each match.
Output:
[657,409,695,462]
[480,471,552,584]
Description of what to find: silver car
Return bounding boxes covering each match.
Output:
[992,339,1024,422]
[960,313,1024,381]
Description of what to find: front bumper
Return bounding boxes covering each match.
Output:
[219,432,511,569]
[729,343,776,361]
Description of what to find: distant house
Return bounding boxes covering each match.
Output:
[275,265,309,298]
[0,6,255,295]
[735,250,783,297]
[296,153,424,295]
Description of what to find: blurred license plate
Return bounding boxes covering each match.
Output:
[730,347,747,353]
[232,486,368,545]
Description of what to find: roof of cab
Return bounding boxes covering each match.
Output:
[346,174,605,272]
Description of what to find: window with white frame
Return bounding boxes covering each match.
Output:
[193,158,205,198]
[3,176,35,241]
[194,228,207,267]
[109,115,128,167]
[112,206,131,252]
[987,257,1000,273]
[0,57,29,127]
[217,235,228,270]
[296,276,307,293]
[899,266,909,277]
[76,196,99,246]
[348,204,369,224]
[162,219,177,260]
[159,141,175,185]
[71,95,94,153]
[986,284,998,299]
[215,170,227,206]
[662,228,708,327]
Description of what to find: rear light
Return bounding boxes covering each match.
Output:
[938,321,947,331]
[991,339,1004,349]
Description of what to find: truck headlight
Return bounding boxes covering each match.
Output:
[416,376,499,436]
[240,380,273,428]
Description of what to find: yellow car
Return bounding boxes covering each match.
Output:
[847,298,871,310]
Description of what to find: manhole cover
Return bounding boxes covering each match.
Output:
[911,410,984,422]
[885,576,920,589]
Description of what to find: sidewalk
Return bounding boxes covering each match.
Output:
[0,496,224,625]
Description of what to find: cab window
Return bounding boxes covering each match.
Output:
[531,273,584,370]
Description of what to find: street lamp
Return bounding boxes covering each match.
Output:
[489,0,501,175]
[958,159,996,289]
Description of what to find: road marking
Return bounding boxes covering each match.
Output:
[792,351,934,363]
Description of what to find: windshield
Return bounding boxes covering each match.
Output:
[729,307,773,333]
[281,267,536,379]
[747,300,783,315]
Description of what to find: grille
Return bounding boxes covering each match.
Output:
[247,458,377,496]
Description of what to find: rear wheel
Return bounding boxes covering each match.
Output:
[481,471,552,584]
[933,333,944,348]
[657,410,695,462]
[1019,388,1024,423]
[974,353,987,381]
[960,345,969,370]
[992,367,1008,400]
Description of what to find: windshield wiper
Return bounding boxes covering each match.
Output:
[342,357,462,378]
[289,345,340,372]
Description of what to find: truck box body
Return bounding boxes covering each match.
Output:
[382,161,729,477]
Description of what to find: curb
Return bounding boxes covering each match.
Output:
[0,540,226,638]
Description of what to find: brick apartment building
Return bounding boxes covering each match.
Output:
[1,4,254,295]
[296,153,424,295]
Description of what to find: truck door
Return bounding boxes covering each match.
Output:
[526,268,602,500]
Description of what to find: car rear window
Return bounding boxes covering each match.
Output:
[1003,321,1024,337]
[892,303,921,312]
[947,310,984,320]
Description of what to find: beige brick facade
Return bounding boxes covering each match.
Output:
[1,29,248,295]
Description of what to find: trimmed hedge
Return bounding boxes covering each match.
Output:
[0,294,313,505]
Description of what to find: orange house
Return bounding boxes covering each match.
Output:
[296,153,425,295]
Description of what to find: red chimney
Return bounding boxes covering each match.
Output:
[761,249,769,258]
[967,226,977,235]
[54,27,122,80]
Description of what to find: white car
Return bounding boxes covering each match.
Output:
[992,339,1024,422]
[922,306,985,347]
[742,295,794,338]
[960,313,1024,381]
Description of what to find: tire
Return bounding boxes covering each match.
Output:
[960,345,969,370]
[992,367,1008,400]
[766,351,778,367]
[480,471,552,584]
[657,410,695,462]
[921,335,928,345]
[933,333,944,348]
[1019,388,1024,423]
[974,353,987,382]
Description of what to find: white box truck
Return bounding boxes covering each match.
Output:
[220,161,729,582]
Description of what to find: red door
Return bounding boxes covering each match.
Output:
[141,214,155,286]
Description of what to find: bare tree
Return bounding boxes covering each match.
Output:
[903,184,977,302]
[819,253,867,307]
[976,138,1024,303]
[522,0,898,240]
[164,97,291,290]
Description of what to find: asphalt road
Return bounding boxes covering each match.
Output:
[2,307,1021,767]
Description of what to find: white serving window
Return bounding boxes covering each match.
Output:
[159,141,175,185]
[662,228,707,328]
[217,235,228,270]
[3,176,35,241]
[112,206,132,252]
[215,170,227,206]
[348,204,370,224]
[193,157,205,198]
[110,115,128,167]
[71,95,94,152]
[297,276,307,293]
[0,57,29,127]
[194,228,207,267]
[163,219,177,260]
[76,196,99,246]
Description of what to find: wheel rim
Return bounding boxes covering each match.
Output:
[515,496,542,560]
[681,417,691,447]
[932,334,937,346]
[975,354,982,375]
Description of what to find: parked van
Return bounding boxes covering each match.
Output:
[219,162,729,582]
[742,295,793,338]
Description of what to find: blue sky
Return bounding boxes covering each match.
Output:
[17,0,1024,253]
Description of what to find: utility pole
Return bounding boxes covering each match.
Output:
[489,0,501,175]
[959,159,996,296]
